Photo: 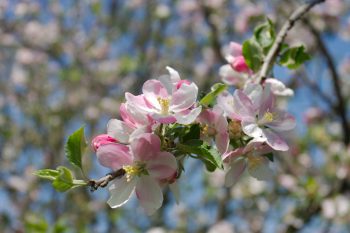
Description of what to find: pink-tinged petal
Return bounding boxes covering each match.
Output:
[197,109,216,125]
[170,82,198,112]
[142,80,169,110]
[233,90,255,121]
[247,156,273,181]
[258,84,276,117]
[147,151,177,180]
[107,176,136,208]
[222,147,245,162]
[91,134,117,152]
[131,133,161,161]
[224,158,246,187]
[265,78,294,96]
[215,113,228,133]
[96,143,132,170]
[150,113,177,124]
[120,103,136,127]
[125,93,154,112]
[135,176,163,215]
[243,83,263,111]
[266,110,296,131]
[243,137,267,154]
[217,92,241,120]
[176,80,191,90]
[124,102,152,126]
[219,64,247,86]
[129,125,151,142]
[174,106,202,124]
[107,119,135,143]
[241,121,263,138]
[215,132,229,154]
[166,66,181,83]
[229,41,243,57]
[231,56,251,73]
[262,129,289,151]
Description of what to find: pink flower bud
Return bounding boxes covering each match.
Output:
[91,134,117,152]
[231,56,250,73]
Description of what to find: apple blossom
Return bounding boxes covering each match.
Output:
[95,133,177,215]
[126,67,202,124]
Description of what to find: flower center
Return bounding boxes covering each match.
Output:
[123,163,147,182]
[228,120,242,139]
[201,124,216,137]
[157,97,170,115]
[263,112,274,122]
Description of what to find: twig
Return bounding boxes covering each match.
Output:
[256,0,325,83]
[88,169,125,191]
[303,19,350,145]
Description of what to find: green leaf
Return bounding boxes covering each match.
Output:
[242,38,264,72]
[254,18,276,54]
[279,45,311,69]
[182,124,201,142]
[24,214,48,233]
[52,166,86,192]
[177,140,223,172]
[65,126,87,170]
[33,169,60,180]
[199,83,227,106]
[264,152,274,162]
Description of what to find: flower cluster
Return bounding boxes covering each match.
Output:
[92,53,296,214]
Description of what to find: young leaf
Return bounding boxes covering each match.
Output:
[199,83,227,107]
[254,18,276,54]
[33,169,60,180]
[182,124,201,142]
[242,38,264,72]
[65,126,87,170]
[279,45,311,69]
[177,140,223,172]
[51,166,86,192]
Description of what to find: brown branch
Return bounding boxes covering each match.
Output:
[257,0,325,83]
[303,19,350,145]
[88,169,125,191]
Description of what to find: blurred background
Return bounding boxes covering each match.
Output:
[1,0,350,232]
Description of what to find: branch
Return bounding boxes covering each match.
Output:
[88,169,125,191]
[256,0,325,83]
[303,20,350,145]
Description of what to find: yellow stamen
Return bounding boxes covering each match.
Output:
[201,124,216,137]
[228,120,242,139]
[263,112,274,122]
[123,163,146,182]
[157,97,170,115]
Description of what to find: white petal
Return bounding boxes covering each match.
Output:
[107,119,134,143]
[166,66,181,83]
[247,156,273,181]
[241,121,263,138]
[265,78,294,97]
[135,176,163,215]
[107,176,136,208]
[225,158,246,187]
[174,106,202,124]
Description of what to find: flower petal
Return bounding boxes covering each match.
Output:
[174,106,202,124]
[107,176,136,208]
[233,90,255,121]
[130,133,161,161]
[125,93,153,113]
[219,64,247,87]
[142,80,169,109]
[147,151,177,180]
[258,84,275,117]
[262,128,289,151]
[170,82,198,112]
[217,91,241,120]
[266,110,296,131]
[241,121,263,138]
[96,143,133,170]
[150,113,177,124]
[265,78,294,96]
[107,119,135,143]
[135,176,163,215]
[247,156,273,181]
[166,66,181,83]
[225,158,246,187]
[215,132,229,154]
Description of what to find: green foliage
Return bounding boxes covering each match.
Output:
[199,83,227,107]
[254,18,276,54]
[24,214,48,233]
[65,126,87,170]
[279,45,311,69]
[242,38,264,72]
[177,140,223,172]
[34,166,87,192]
